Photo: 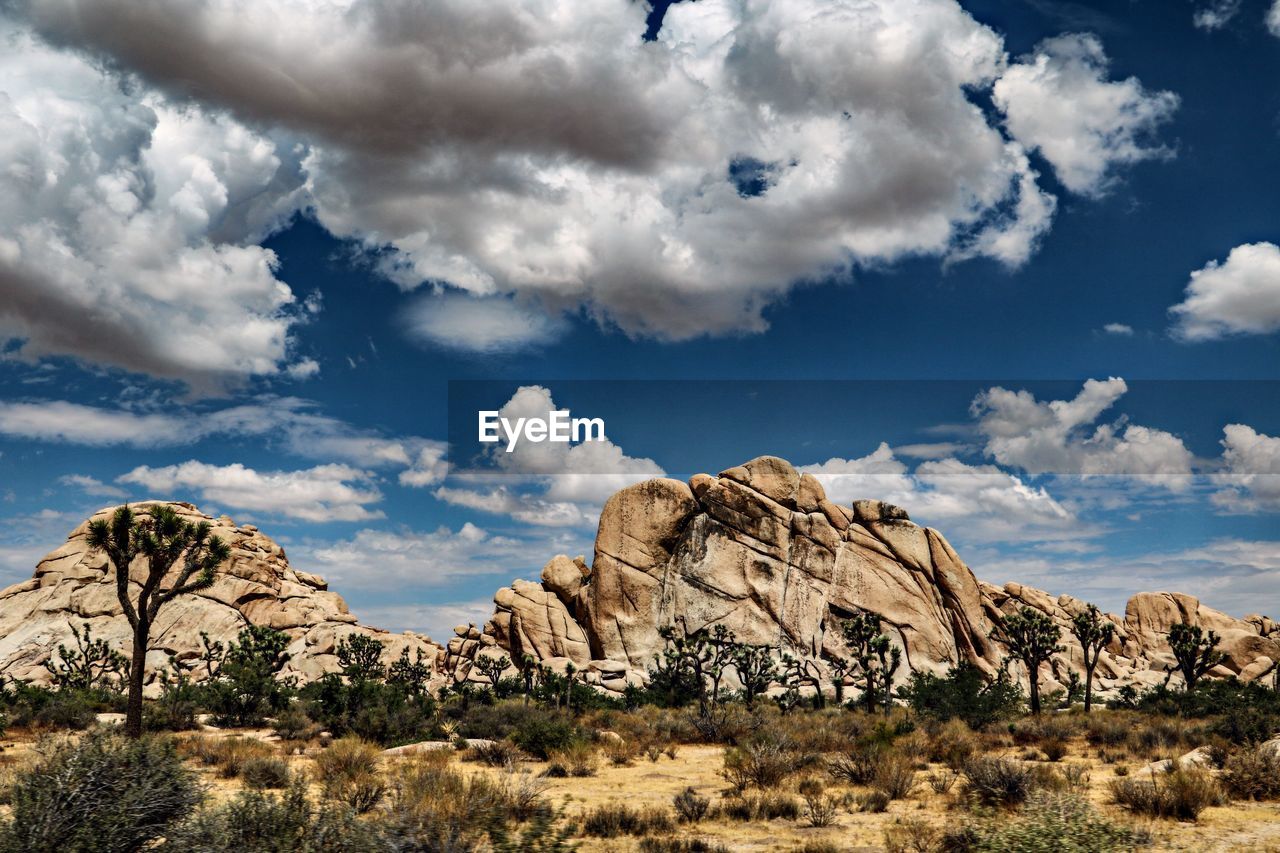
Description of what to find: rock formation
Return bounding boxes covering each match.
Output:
[0,502,446,693]
[464,456,1280,699]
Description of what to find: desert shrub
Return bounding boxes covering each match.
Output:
[874,752,917,800]
[883,818,940,853]
[470,739,522,767]
[1110,767,1225,821]
[796,844,844,853]
[961,756,1039,808]
[604,737,640,766]
[856,790,891,813]
[899,663,1023,730]
[179,736,275,779]
[381,752,508,849]
[0,683,103,731]
[926,718,978,769]
[580,802,674,837]
[1221,746,1280,800]
[720,735,796,791]
[1059,763,1090,794]
[272,703,320,741]
[315,737,385,813]
[1083,713,1130,748]
[1041,737,1068,762]
[0,731,200,852]
[673,786,711,823]
[798,779,838,828]
[927,769,958,794]
[508,712,580,760]
[241,756,291,790]
[1128,718,1186,757]
[547,741,597,776]
[965,791,1146,852]
[162,778,379,852]
[202,626,295,728]
[638,838,730,853]
[717,791,800,821]
[828,740,888,785]
[300,675,438,747]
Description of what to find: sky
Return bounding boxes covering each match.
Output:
[1,0,1279,642]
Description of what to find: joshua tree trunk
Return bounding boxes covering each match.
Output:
[1083,664,1095,714]
[125,616,150,737]
[1028,666,1041,716]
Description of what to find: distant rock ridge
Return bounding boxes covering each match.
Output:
[452,456,1280,698]
[0,501,447,693]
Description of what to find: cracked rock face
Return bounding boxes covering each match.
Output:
[0,502,446,693]
[471,456,1280,697]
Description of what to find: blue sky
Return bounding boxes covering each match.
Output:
[1,0,1279,640]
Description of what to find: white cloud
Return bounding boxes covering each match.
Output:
[893,442,969,460]
[4,0,1168,350]
[300,522,583,589]
[993,34,1178,197]
[1170,242,1280,341]
[1193,0,1241,30]
[0,24,310,387]
[435,384,663,525]
[1269,1,1280,36]
[118,461,385,522]
[971,378,1194,490]
[58,474,126,499]
[0,397,447,487]
[1212,424,1280,513]
[350,601,498,644]
[403,292,563,354]
[800,442,1079,545]
[1102,323,1134,336]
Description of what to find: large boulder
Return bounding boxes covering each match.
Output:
[0,502,446,693]
[465,456,1280,699]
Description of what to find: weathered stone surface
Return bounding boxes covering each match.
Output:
[0,502,445,694]
[462,456,1280,699]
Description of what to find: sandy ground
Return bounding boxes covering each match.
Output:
[2,727,1279,851]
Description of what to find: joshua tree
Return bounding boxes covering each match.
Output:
[518,653,537,704]
[43,622,129,693]
[336,633,386,683]
[780,652,825,710]
[991,606,1062,715]
[87,504,230,738]
[1167,621,1223,692]
[732,643,777,707]
[841,611,900,713]
[474,653,511,690]
[1070,603,1115,712]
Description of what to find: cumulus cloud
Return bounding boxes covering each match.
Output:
[0,396,447,487]
[993,34,1178,197]
[1170,242,1280,341]
[436,384,662,525]
[3,0,1169,352]
[1193,0,1241,30]
[300,522,584,589]
[0,24,311,387]
[1212,424,1280,513]
[351,601,499,643]
[1102,323,1134,336]
[971,378,1194,490]
[58,474,126,499]
[800,442,1079,545]
[117,461,385,522]
[1270,1,1280,36]
[403,292,564,354]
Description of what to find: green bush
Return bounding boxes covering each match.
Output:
[0,731,200,852]
[203,627,295,728]
[899,663,1023,730]
[719,735,797,791]
[0,682,108,731]
[965,792,1146,852]
[672,786,710,822]
[300,675,438,747]
[716,790,800,821]
[162,779,381,852]
[508,712,580,760]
